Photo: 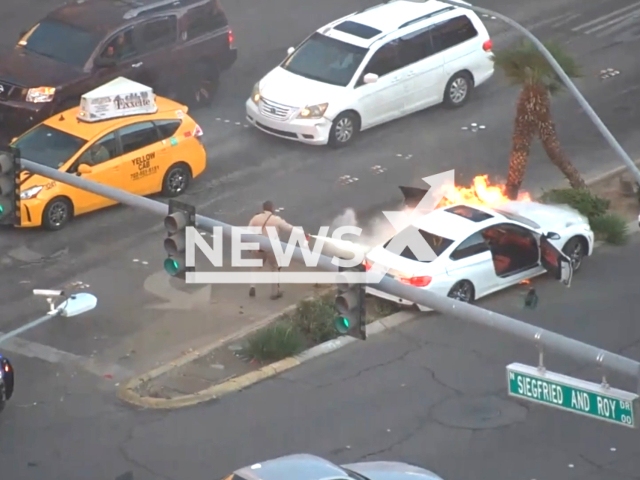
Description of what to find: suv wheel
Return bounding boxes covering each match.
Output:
[444,72,473,108]
[328,112,359,148]
[183,63,219,108]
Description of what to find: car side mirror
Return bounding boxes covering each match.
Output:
[77,164,93,175]
[287,46,295,55]
[545,232,561,240]
[363,73,379,84]
[94,56,116,68]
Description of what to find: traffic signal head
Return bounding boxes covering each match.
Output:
[0,147,21,226]
[333,264,367,340]
[163,200,196,279]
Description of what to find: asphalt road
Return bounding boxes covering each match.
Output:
[1,233,639,480]
[3,0,640,313]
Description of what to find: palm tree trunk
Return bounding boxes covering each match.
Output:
[506,86,538,199]
[535,89,587,189]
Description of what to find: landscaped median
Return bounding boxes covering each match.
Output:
[117,293,415,409]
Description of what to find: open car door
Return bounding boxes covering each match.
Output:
[539,236,573,286]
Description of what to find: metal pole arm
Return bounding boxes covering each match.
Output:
[18,159,640,382]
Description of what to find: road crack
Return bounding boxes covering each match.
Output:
[119,422,177,480]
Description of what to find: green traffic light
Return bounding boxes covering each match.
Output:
[334,316,350,334]
[164,258,180,276]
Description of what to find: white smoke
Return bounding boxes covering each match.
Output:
[327,204,414,249]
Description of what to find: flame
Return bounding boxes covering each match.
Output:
[436,175,531,209]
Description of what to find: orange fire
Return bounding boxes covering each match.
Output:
[436,175,531,209]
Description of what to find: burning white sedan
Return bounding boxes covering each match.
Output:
[364,201,594,310]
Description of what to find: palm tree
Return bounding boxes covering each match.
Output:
[493,40,587,199]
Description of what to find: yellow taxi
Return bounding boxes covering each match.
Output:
[12,77,207,230]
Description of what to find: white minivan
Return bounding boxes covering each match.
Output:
[246,0,494,148]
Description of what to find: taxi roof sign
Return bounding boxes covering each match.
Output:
[77,77,157,123]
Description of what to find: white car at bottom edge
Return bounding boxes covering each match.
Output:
[365,201,594,310]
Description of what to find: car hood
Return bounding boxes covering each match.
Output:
[0,47,81,88]
[343,462,443,480]
[258,67,345,108]
[501,201,589,232]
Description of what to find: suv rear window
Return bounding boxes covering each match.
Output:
[431,15,478,52]
[383,226,454,261]
[185,5,228,39]
[19,20,102,67]
[13,124,86,169]
[282,32,367,87]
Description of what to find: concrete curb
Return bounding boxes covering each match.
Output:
[117,310,419,409]
[118,165,639,410]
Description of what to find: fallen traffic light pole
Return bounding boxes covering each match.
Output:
[20,158,640,389]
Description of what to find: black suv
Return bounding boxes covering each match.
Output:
[0,0,237,138]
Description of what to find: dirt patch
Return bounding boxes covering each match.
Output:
[589,172,639,222]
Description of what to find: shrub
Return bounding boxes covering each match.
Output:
[590,213,629,245]
[372,298,399,319]
[242,321,305,363]
[288,295,338,345]
[540,188,609,220]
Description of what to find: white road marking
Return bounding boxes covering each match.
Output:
[0,334,132,379]
[551,13,582,28]
[594,12,640,36]
[527,12,580,31]
[572,1,640,31]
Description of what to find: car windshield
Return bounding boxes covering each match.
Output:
[383,226,454,261]
[494,208,541,229]
[13,124,87,169]
[19,20,102,67]
[281,32,367,87]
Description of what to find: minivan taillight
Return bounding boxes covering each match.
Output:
[363,259,372,271]
[399,276,432,287]
[228,29,234,47]
[482,39,492,52]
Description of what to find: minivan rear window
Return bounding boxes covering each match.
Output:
[431,15,478,52]
[282,32,367,87]
[383,226,454,262]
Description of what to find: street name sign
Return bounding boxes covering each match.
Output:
[506,363,639,428]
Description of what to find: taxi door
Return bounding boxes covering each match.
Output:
[115,121,169,195]
[70,132,131,214]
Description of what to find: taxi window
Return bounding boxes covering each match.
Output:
[154,120,181,140]
[118,122,160,155]
[12,124,86,169]
[77,133,118,168]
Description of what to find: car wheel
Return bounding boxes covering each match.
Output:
[183,63,219,108]
[42,197,73,231]
[162,163,191,197]
[447,280,475,303]
[562,236,586,272]
[443,72,473,109]
[329,112,359,148]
